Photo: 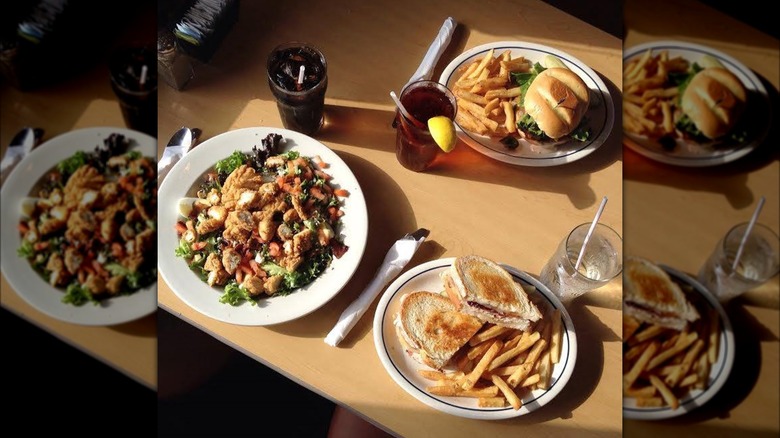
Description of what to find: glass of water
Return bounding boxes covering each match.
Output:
[540,223,623,303]
[697,222,779,302]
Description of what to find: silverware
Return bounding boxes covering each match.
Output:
[159,127,201,182]
[324,227,430,347]
[167,126,202,151]
[1,127,44,184]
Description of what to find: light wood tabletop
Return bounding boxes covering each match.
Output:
[157,0,623,436]
[0,3,158,390]
[624,0,779,436]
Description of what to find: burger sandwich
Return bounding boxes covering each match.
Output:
[513,55,591,143]
[676,57,748,141]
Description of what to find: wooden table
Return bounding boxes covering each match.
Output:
[0,2,158,390]
[157,1,623,436]
[624,0,779,435]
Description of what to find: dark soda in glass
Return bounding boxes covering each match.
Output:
[267,43,327,136]
[109,47,158,138]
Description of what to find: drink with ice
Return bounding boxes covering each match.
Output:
[697,222,779,302]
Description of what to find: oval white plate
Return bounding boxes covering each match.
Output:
[0,127,158,326]
[373,257,577,420]
[439,41,615,167]
[158,127,368,326]
[622,264,735,420]
[623,40,771,167]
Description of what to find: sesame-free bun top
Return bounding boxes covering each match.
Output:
[524,68,590,140]
[680,67,747,139]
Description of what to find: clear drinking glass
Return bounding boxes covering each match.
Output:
[540,222,623,303]
[697,222,780,302]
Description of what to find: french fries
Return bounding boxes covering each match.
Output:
[451,49,532,139]
[623,48,692,138]
[622,286,721,410]
[416,300,564,410]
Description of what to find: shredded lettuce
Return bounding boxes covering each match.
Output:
[62,283,97,306]
[219,282,256,306]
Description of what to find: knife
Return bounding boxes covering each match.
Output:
[0,127,44,185]
[324,228,430,347]
[158,126,202,182]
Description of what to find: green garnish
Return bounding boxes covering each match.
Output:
[215,151,247,175]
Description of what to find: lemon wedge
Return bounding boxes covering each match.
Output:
[428,116,457,152]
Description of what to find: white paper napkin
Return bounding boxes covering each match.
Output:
[324,236,426,347]
[0,146,28,182]
[406,16,457,85]
[157,144,187,182]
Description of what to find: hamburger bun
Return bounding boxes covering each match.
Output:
[680,67,747,139]
[523,68,590,140]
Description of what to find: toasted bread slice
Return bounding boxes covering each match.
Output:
[395,291,484,370]
[441,255,542,331]
[623,256,699,330]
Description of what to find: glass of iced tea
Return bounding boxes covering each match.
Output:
[267,42,328,136]
[395,80,456,172]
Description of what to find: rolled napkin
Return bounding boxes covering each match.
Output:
[406,16,457,85]
[1,127,43,184]
[325,229,429,347]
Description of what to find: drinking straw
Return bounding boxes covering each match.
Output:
[140,65,148,86]
[297,65,305,85]
[732,196,765,271]
[574,196,608,271]
[389,91,425,128]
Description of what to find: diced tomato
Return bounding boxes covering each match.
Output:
[310,187,327,201]
[276,176,286,188]
[268,242,281,257]
[240,265,253,276]
[92,260,109,278]
[175,221,187,234]
[191,241,207,251]
[313,155,328,168]
[111,242,125,258]
[236,269,244,284]
[18,222,29,234]
[333,188,350,197]
[33,241,49,251]
[314,170,331,180]
[249,259,261,275]
[328,206,340,222]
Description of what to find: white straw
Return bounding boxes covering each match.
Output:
[575,196,608,271]
[732,196,765,271]
[297,65,305,85]
[139,65,148,86]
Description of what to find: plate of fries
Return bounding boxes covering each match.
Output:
[623,41,771,166]
[439,41,615,167]
[623,264,735,420]
[373,257,577,420]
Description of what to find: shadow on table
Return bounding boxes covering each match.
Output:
[623,70,779,209]
[110,311,158,338]
[625,294,776,432]
[321,102,620,212]
[513,303,620,424]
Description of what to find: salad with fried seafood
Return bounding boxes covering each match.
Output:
[174,133,349,306]
[17,134,157,306]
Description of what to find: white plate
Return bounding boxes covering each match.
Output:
[0,127,158,326]
[439,41,615,167]
[158,127,368,326]
[623,40,771,167]
[622,264,735,420]
[373,257,577,420]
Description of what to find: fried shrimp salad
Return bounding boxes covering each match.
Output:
[17,133,157,306]
[174,133,350,306]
